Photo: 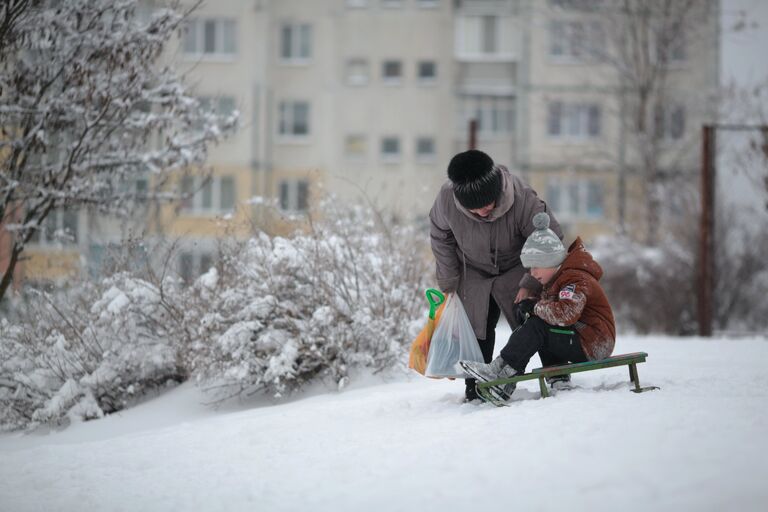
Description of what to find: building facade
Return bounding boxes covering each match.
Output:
[12,0,720,286]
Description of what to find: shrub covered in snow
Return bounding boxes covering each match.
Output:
[0,204,430,429]
[592,236,698,334]
[184,203,430,402]
[592,221,768,334]
[0,273,185,431]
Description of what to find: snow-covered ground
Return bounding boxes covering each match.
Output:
[1,331,767,512]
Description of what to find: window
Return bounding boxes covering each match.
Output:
[456,15,515,59]
[585,181,603,217]
[201,179,213,210]
[180,175,237,214]
[482,16,497,53]
[183,18,237,57]
[670,33,686,61]
[550,20,604,60]
[29,209,78,246]
[547,179,604,219]
[461,96,515,136]
[280,23,312,62]
[382,60,403,84]
[346,58,370,85]
[381,136,401,162]
[179,250,216,285]
[180,252,194,284]
[345,134,368,159]
[417,0,440,7]
[200,254,214,274]
[198,96,237,128]
[416,137,436,161]
[547,101,601,139]
[218,97,236,117]
[278,101,310,138]
[417,60,437,83]
[135,176,149,203]
[28,131,66,170]
[381,0,403,7]
[89,243,148,278]
[347,0,368,7]
[220,176,236,211]
[655,104,686,141]
[549,0,603,11]
[181,176,194,209]
[279,180,309,212]
[657,30,686,63]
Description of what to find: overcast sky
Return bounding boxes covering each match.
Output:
[721,0,768,87]
[718,1,767,220]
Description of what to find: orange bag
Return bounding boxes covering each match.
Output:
[408,289,446,375]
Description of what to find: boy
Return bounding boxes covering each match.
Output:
[459,212,615,402]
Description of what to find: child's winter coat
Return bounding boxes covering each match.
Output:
[534,238,616,360]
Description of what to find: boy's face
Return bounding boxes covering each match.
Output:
[531,266,559,285]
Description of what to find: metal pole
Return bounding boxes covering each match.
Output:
[696,123,767,336]
[469,119,477,150]
[698,125,715,337]
[763,127,768,211]
[762,127,768,156]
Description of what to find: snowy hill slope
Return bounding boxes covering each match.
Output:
[1,333,767,512]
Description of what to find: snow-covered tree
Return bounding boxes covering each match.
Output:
[721,77,768,211]
[547,0,716,242]
[0,0,235,302]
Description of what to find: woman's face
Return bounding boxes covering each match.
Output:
[468,201,496,218]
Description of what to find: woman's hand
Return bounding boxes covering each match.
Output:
[514,287,531,304]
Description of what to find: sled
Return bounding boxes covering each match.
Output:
[476,352,660,407]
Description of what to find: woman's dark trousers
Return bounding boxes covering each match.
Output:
[465,297,501,399]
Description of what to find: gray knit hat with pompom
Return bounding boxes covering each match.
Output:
[520,212,566,269]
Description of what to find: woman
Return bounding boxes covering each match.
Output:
[429,149,563,401]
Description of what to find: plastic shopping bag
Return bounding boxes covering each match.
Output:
[425,293,484,378]
[409,289,446,375]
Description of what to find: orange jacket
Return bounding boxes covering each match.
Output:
[534,238,616,360]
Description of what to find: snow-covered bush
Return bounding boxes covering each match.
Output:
[184,203,430,402]
[593,221,768,334]
[592,236,698,334]
[0,273,185,431]
[0,203,431,429]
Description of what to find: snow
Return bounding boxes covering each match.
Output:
[199,267,218,289]
[1,331,767,512]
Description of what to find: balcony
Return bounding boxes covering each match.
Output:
[454,0,520,16]
[454,14,522,62]
[456,61,518,95]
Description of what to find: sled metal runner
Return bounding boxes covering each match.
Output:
[476,352,660,407]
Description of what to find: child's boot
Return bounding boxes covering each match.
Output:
[547,374,573,391]
[459,356,518,401]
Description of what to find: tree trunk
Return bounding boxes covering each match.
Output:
[645,177,661,245]
[0,241,22,303]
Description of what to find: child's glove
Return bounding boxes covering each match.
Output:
[514,298,538,325]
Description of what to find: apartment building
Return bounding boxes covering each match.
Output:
[522,0,720,240]
[12,0,719,286]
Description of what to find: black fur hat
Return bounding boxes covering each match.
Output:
[447,150,501,209]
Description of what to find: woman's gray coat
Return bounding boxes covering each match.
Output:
[429,166,563,340]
